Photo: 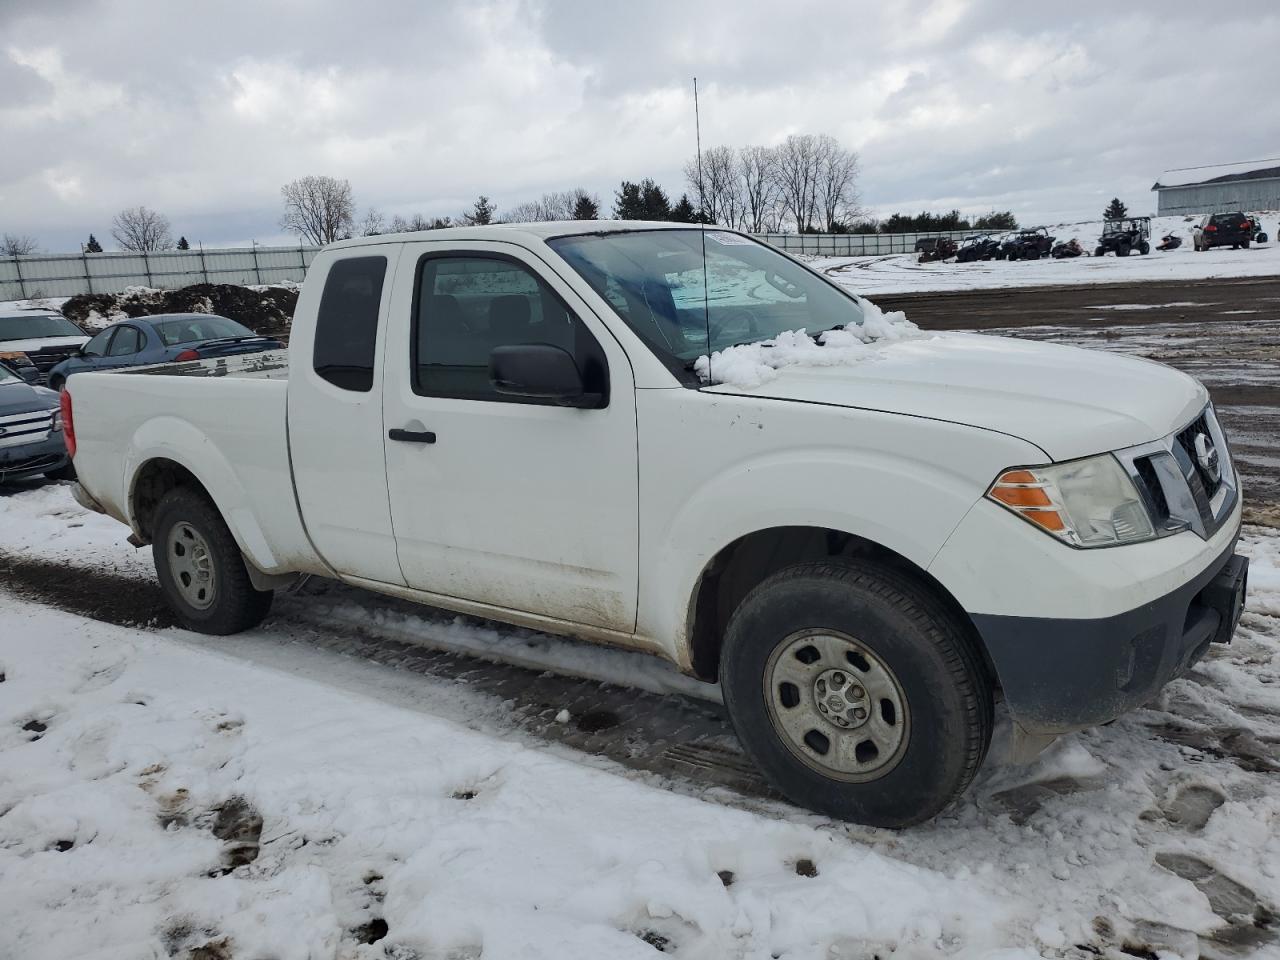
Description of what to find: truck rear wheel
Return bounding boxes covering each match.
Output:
[152,487,273,635]
[719,559,992,827]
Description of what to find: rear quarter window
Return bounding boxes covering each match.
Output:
[313,255,388,392]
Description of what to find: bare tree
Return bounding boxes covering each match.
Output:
[772,134,824,233]
[502,189,594,223]
[111,206,174,252]
[815,135,862,232]
[2,234,39,256]
[737,145,778,233]
[684,145,744,228]
[279,175,355,245]
[388,213,451,232]
[360,208,385,236]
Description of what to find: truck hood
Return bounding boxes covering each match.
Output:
[0,334,89,353]
[704,333,1207,461]
[0,379,60,415]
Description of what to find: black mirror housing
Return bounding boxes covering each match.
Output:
[490,343,601,408]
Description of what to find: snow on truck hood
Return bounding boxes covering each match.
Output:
[703,331,1207,462]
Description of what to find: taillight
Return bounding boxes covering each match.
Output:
[1205,225,1217,232]
[174,349,201,361]
[60,388,76,459]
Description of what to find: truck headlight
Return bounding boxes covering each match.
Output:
[51,410,63,432]
[987,454,1156,548]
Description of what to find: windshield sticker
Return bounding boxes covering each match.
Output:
[706,231,754,245]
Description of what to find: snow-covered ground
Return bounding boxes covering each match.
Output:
[3,483,1280,959]
[816,214,1280,296]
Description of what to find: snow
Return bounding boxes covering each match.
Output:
[813,214,1280,296]
[3,483,1280,959]
[694,297,929,388]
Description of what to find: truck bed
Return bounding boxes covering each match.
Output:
[122,349,290,380]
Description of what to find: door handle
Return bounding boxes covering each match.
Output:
[388,428,436,444]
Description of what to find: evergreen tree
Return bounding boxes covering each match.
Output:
[613,180,645,219]
[467,195,496,225]
[974,211,1017,231]
[1104,198,1128,220]
[85,234,103,253]
[176,236,190,250]
[571,193,599,220]
[669,194,697,223]
[639,179,671,220]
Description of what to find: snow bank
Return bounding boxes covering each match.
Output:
[694,297,928,388]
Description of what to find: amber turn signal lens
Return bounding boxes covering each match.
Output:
[989,485,1052,508]
[1020,510,1065,532]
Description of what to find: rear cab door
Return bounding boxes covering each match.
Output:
[286,245,406,585]
[379,239,640,633]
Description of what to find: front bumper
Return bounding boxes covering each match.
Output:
[0,432,69,483]
[971,540,1248,735]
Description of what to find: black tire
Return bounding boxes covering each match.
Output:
[152,487,273,635]
[1117,242,1131,257]
[44,462,76,482]
[1094,246,1106,257]
[1242,239,1250,249]
[1139,241,1150,255]
[719,559,993,827]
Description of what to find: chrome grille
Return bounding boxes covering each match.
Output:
[1117,405,1236,541]
[0,408,54,449]
[24,346,80,375]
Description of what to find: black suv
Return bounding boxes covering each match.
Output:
[1194,212,1253,251]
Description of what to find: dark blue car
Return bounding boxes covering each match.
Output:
[47,313,283,390]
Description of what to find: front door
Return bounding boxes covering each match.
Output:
[382,242,639,632]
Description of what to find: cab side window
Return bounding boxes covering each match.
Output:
[313,256,388,392]
[412,255,607,404]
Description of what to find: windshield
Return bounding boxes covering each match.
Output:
[152,315,255,345]
[0,314,84,343]
[0,363,18,384]
[547,229,863,366]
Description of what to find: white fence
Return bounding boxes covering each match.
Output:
[0,230,981,301]
[0,245,321,300]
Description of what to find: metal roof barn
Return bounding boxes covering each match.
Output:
[1153,158,1280,216]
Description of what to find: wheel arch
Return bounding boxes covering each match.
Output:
[684,524,995,686]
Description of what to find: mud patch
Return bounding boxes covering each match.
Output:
[793,858,819,878]
[1158,783,1226,832]
[207,797,263,873]
[62,283,297,339]
[0,552,174,629]
[1154,852,1277,954]
[350,917,389,945]
[988,776,1095,825]
[1146,721,1280,774]
[574,709,620,733]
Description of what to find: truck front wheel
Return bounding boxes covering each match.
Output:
[719,560,992,827]
[152,487,273,635]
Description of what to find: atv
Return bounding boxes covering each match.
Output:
[917,237,958,263]
[954,234,1001,263]
[1001,227,1055,261]
[1051,238,1085,259]
[1249,216,1269,244]
[1095,216,1151,257]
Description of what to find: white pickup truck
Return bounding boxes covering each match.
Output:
[65,221,1248,826]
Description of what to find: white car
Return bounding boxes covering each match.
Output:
[63,221,1248,826]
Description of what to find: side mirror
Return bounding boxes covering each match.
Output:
[490,343,600,408]
[19,366,39,383]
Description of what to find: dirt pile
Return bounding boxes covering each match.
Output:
[61,283,298,339]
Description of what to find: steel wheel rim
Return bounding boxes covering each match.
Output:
[167,521,216,611]
[763,628,910,782]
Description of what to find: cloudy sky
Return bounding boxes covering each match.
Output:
[2,0,1277,252]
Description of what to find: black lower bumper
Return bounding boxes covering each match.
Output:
[0,435,70,484]
[971,541,1248,735]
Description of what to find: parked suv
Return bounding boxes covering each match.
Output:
[0,359,73,483]
[1194,212,1254,251]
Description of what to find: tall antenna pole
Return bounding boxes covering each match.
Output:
[694,77,711,382]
